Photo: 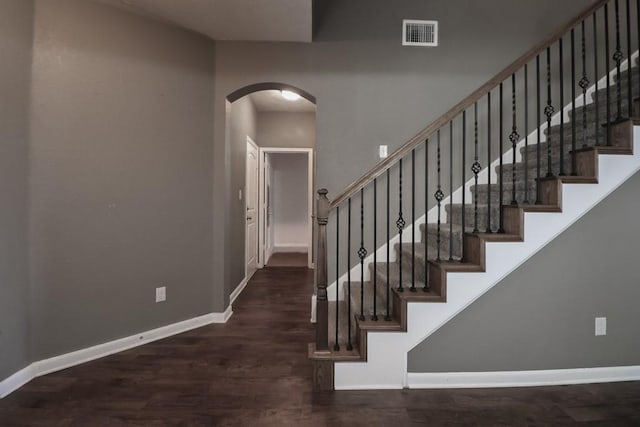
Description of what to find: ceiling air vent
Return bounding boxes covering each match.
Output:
[402,20,438,47]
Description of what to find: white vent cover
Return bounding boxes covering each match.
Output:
[402,20,438,47]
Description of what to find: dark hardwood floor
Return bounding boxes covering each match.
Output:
[1,267,640,426]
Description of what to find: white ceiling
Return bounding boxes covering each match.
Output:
[250,90,316,113]
[96,0,313,42]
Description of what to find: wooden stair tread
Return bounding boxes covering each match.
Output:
[467,232,523,243]
[574,146,634,155]
[308,343,362,362]
[393,287,446,303]
[356,317,403,332]
[504,204,562,213]
[428,260,484,273]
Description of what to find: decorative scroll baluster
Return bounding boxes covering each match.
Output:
[424,140,430,292]
[536,55,542,204]
[315,189,330,352]
[397,159,405,292]
[571,28,578,176]
[486,92,493,232]
[435,130,443,261]
[461,111,466,261]
[559,37,565,176]
[580,21,590,149]
[626,0,632,118]
[545,47,555,177]
[594,12,600,147]
[372,178,378,321]
[385,169,391,321]
[358,189,366,321]
[510,73,520,206]
[524,64,530,205]
[347,197,353,351]
[498,83,505,234]
[606,3,612,145]
[615,0,624,121]
[411,150,416,292]
[334,206,340,351]
[472,102,481,233]
[449,121,455,257]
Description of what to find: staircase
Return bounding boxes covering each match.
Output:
[310,0,640,391]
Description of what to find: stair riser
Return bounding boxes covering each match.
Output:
[471,186,538,205]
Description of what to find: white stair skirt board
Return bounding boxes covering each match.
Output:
[334,129,640,390]
[407,366,640,389]
[326,52,639,304]
[0,308,232,399]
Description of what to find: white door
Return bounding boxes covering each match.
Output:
[246,138,259,278]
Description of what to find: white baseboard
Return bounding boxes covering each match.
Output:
[230,277,249,305]
[0,307,232,399]
[406,366,640,389]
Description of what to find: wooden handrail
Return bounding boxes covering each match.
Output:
[330,0,609,209]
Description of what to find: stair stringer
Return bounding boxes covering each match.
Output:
[334,129,640,390]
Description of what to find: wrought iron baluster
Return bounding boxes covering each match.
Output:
[546,47,555,178]
[498,83,505,234]
[472,102,481,233]
[606,3,612,145]
[334,206,340,351]
[524,64,530,205]
[461,111,466,261]
[615,0,623,121]
[580,20,591,150]
[594,12,600,147]
[424,139,430,292]
[536,55,542,204]
[560,37,565,176]
[397,159,405,292]
[449,121,455,258]
[626,0,633,118]
[637,0,640,114]
[359,189,366,321]
[372,178,378,321]
[347,198,352,351]
[486,92,493,232]
[411,150,416,292]
[385,169,391,321]
[435,130,443,261]
[510,73,519,206]
[571,28,577,176]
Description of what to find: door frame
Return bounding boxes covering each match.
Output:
[258,147,314,269]
[245,136,260,279]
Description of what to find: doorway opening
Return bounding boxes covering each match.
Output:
[261,149,314,268]
[226,83,316,294]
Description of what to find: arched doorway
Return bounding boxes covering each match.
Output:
[226,83,317,297]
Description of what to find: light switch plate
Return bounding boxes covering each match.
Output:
[156,286,166,303]
[379,145,388,159]
[595,317,606,336]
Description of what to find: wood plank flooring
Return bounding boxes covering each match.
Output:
[1,267,640,426]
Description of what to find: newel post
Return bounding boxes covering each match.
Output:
[315,188,330,352]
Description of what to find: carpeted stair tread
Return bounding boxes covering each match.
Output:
[349,281,388,319]
[328,300,360,354]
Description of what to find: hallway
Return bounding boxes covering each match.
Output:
[1,267,639,426]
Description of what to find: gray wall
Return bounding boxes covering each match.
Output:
[227,96,258,298]
[212,0,593,301]
[0,0,34,381]
[28,0,216,361]
[408,171,640,372]
[256,112,316,148]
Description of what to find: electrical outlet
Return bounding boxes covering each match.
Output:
[379,145,388,159]
[155,286,166,303]
[595,317,607,336]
